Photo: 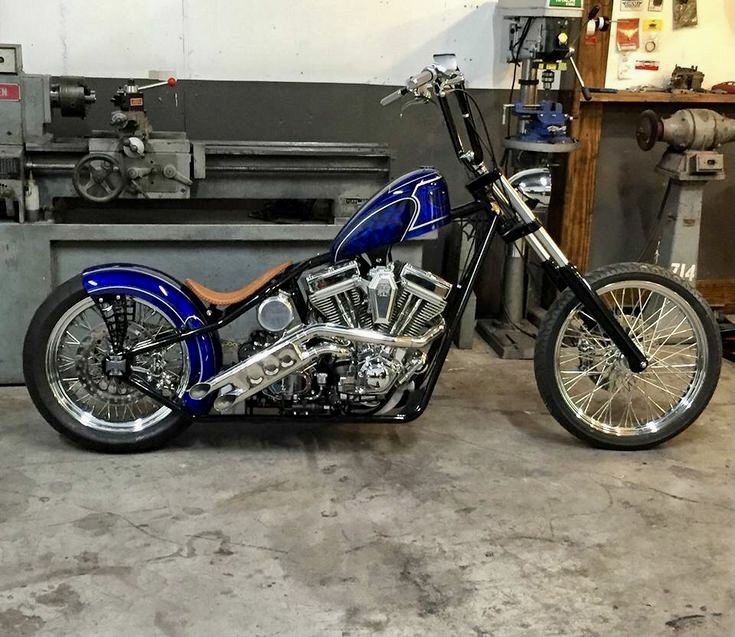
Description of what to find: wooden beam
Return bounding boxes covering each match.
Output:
[549,0,613,271]
[558,102,603,269]
[585,92,735,104]
[697,278,735,312]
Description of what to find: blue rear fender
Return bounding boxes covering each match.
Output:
[81,264,221,414]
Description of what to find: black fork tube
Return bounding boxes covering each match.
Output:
[491,172,649,373]
[555,264,649,373]
[437,94,465,159]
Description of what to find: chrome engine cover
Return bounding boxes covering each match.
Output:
[256,291,297,333]
[202,261,452,413]
[357,354,402,394]
[391,263,451,337]
[304,261,371,328]
[304,260,451,338]
[300,260,451,401]
[366,266,398,325]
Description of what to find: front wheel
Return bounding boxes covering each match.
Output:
[534,263,722,450]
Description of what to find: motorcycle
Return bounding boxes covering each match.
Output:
[23,55,722,452]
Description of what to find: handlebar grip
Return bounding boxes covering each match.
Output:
[408,69,435,89]
[380,87,407,107]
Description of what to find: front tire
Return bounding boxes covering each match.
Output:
[534,263,722,450]
[24,275,193,452]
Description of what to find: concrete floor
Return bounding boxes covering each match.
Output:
[1,341,733,637]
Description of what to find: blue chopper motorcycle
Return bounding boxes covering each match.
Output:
[24,55,721,452]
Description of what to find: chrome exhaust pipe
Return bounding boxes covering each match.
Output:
[213,388,244,411]
[188,382,212,400]
[293,322,445,349]
[188,321,444,411]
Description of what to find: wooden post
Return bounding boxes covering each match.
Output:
[548,0,613,271]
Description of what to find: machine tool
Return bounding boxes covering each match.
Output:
[0,43,389,222]
[637,108,735,282]
[497,0,587,153]
[0,44,97,220]
[0,43,409,384]
[72,76,194,204]
[477,0,593,359]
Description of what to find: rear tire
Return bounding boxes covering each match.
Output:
[534,263,722,450]
[23,275,192,452]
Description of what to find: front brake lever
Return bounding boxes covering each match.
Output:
[399,95,435,117]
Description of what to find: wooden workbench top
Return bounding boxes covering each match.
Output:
[583,91,735,104]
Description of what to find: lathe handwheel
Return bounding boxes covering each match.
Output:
[72,153,125,203]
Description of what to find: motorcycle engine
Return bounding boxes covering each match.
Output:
[239,260,451,414]
[303,261,450,398]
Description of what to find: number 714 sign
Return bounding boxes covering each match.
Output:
[671,263,697,281]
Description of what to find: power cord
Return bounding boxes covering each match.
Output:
[637,179,672,262]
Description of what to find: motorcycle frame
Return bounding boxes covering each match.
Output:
[119,80,648,423]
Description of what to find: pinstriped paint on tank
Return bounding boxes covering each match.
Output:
[331,168,450,262]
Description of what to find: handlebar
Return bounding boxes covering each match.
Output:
[380,87,407,107]
[380,67,437,107]
[407,68,436,90]
[378,55,490,171]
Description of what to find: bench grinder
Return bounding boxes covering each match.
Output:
[637,108,735,282]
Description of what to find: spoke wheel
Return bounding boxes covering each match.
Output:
[44,297,189,434]
[535,263,721,450]
[554,281,706,437]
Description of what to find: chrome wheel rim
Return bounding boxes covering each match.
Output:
[553,281,708,437]
[45,297,189,433]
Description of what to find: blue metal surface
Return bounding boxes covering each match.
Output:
[331,168,450,262]
[512,100,573,144]
[82,264,220,414]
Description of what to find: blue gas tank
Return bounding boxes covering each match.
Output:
[331,168,450,262]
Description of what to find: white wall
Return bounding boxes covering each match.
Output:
[0,0,516,89]
[604,0,735,89]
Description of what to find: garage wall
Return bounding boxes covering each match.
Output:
[591,1,735,281]
[0,0,513,88]
[3,2,733,295]
[603,1,735,90]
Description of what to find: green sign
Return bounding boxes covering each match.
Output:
[549,0,583,7]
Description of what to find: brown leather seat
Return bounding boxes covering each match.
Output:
[185,261,291,307]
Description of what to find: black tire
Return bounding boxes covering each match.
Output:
[23,275,192,453]
[534,263,722,450]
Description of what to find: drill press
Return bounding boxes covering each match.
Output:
[477,0,589,358]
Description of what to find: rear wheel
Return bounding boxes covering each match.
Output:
[534,263,722,450]
[24,275,192,452]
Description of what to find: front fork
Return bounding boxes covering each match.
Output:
[490,172,649,373]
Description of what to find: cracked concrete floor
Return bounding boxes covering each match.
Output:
[1,341,733,637]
